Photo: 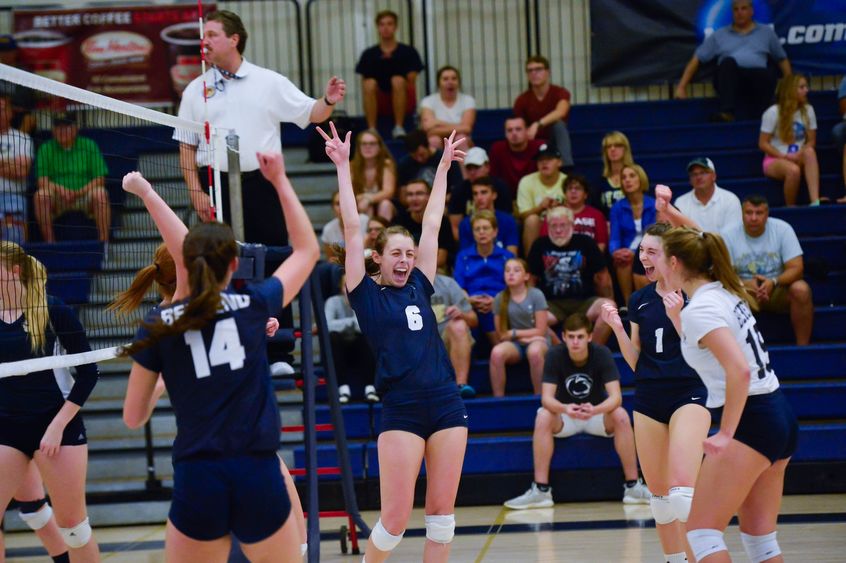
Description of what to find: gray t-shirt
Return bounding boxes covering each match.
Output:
[542,342,620,405]
[0,128,33,200]
[493,287,548,330]
[431,274,472,336]
[722,217,803,280]
[695,24,787,69]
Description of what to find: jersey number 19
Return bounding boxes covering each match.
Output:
[184,318,247,378]
[745,324,772,379]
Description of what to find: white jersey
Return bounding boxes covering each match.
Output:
[680,281,779,408]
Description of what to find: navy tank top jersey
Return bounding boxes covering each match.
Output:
[0,295,98,417]
[348,268,456,393]
[131,277,284,463]
[628,283,698,381]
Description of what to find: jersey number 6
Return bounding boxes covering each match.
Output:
[184,318,247,378]
[405,305,423,331]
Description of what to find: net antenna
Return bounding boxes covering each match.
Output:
[197,0,224,222]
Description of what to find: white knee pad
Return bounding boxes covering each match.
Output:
[668,486,694,523]
[649,494,676,525]
[59,517,92,549]
[369,518,404,552]
[425,514,455,544]
[18,503,53,531]
[687,528,727,562]
[741,531,781,563]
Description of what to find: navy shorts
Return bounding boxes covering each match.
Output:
[169,453,291,543]
[381,385,468,440]
[710,390,798,464]
[634,378,708,425]
[0,411,87,458]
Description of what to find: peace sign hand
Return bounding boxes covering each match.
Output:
[439,130,467,169]
[316,121,351,166]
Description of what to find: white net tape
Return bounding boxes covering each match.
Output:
[0,346,123,379]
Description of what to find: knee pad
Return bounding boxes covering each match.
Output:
[425,514,455,544]
[18,499,53,531]
[59,517,92,549]
[369,518,403,552]
[649,495,676,525]
[668,486,694,523]
[687,528,727,562]
[741,531,781,563]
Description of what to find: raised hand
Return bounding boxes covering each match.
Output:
[600,302,624,332]
[316,121,352,166]
[122,171,153,198]
[439,130,467,169]
[265,316,280,338]
[257,151,287,183]
[663,289,684,318]
[324,76,346,105]
[655,184,672,213]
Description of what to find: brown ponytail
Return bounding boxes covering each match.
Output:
[0,242,49,353]
[122,222,238,356]
[109,243,177,315]
[661,227,754,310]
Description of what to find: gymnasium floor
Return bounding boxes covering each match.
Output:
[4,494,844,562]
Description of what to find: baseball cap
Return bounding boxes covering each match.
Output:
[534,143,562,160]
[464,147,489,167]
[686,157,716,173]
[52,111,78,127]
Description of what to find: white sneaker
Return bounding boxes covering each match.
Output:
[364,385,380,403]
[623,478,651,504]
[338,384,351,404]
[391,125,407,139]
[270,361,294,376]
[504,483,553,510]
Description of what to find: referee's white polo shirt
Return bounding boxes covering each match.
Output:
[174,59,316,172]
[674,185,742,234]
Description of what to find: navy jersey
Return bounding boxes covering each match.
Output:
[628,283,698,382]
[0,296,98,417]
[348,268,455,393]
[132,277,283,463]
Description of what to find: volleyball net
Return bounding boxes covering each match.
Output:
[0,63,228,377]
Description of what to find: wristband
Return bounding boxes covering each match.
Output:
[323,96,336,106]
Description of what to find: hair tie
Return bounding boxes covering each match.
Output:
[154,263,160,272]
[698,231,706,239]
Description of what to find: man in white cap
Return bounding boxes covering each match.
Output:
[447,146,513,239]
[673,157,742,233]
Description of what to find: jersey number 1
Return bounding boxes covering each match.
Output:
[184,318,247,378]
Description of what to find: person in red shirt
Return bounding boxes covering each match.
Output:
[489,116,544,197]
[564,174,608,253]
[513,55,573,168]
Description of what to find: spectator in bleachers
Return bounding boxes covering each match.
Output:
[609,164,656,306]
[489,116,543,197]
[325,276,378,403]
[321,191,370,262]
[564,174,608,253]
[454,210,514,345]
[456,178,519,255]
[392,178,455,270]
[834,76,846,203]
[596,131,634,217]
[356,10,424,138]
[0,36,35,135]
[722,194,813,345]
[34,111,110,243]
[0,95,33,243]
[527,207,614,344]
[351,129,397,221]
[517,144,566,252]
[419,65,476,148]
[673,157,742,233]
[448,147,513,239]
[396,129,463,194]
[513,55,574,168]
[432,273,479,399]
[364,216,389,251]
[675,0,790,121]
[489,258,549,396]
[503,313,649,510]
[759,74,821,206]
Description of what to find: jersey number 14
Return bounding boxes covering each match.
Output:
[184,318,247,378]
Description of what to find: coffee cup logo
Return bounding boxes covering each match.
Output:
[14,29,72,82]
[161,22,202,97]
[81,31,152,66]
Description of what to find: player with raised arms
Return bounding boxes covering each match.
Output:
[120,150,319,562]
[320,122,467,563]
[601,222,711,563]
[655,227,797,563]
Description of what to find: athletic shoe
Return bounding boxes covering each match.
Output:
[270,361,295,376]
[392,125,407,139]
[365,385,380,403]
[338,384,351,404]
[623,478,651,504]
[458,384,476,399]
[504,483,554,510]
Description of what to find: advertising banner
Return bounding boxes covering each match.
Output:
[591,0,846,86]
[13,4,214,105]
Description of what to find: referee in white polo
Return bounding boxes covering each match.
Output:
[175,9,345,246]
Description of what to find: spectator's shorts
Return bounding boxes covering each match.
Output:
[548,297,598,325]
[747,286,790,314]
[541,408,612,438]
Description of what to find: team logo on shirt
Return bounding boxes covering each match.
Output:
[565,372,592,400]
